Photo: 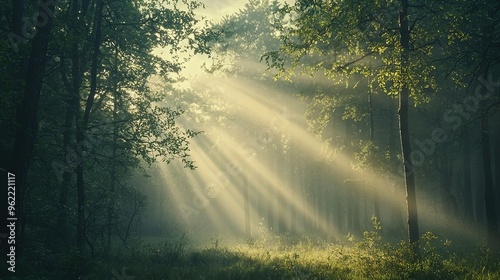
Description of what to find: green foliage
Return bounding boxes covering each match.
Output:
[30,0,206,245]
[206,0,284,75]
[148,234,189,265]
[17,230,500,279]
[261,0,498,170]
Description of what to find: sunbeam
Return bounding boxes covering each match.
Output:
[8,0,499,278]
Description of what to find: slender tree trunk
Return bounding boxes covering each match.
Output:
[9,0,56,257]
[83,0,103,124]
[399,0,419,253]
[294,146,305,234]
[277,143,286,233]
[364,186,369,231]
[398,88,420,250]
[388,98,402,235]
[440,163,456,227]
[481,100,499,247]
[495,122,500,231]
[76,0,104,253]
[352,182,359,234]
[10,0,25,36]
[55,83,77,245]
[243,175,251,238]
[368,86,374,143]
[75,123,85,251]
[462,131,474,226]
[346,180,353,233]
[322,186,329,236]
[273,149,281,232]
[255,168,263,230]
[106,88,119,256]
[56,0,84,246]
[290,143,297,233]
[336,179,343,233]
[368,81,381,221]
[266,167,273,229]
[476,168,486,228]
[474,0,499,248]
[266,150,275,230]
[328,185,334,238]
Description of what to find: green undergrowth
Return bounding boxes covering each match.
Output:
[11,221,500,279]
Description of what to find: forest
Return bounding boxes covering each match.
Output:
[0,0,499,279]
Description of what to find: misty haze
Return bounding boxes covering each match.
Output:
[1,0,499,279]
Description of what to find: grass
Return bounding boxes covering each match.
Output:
[11,222,500,279]
[85,234,500,280]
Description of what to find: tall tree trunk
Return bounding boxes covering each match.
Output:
[294,146,305,234]
[75,121,85,251]
[335,179,343,233]
[9,0,56,257]
[272,148,281,232]
[254,166,263,230]
[266,150,275,230]
[399,0,419,253]
[364,185,369,231]
[107,79,119,256]
[476,166,486,228]
[462,130,474,226]
[481,100,499,247]
[473,0,500,248]
[76,0,104,253]
[440,161,456,228]
[346,180,353,233]
[243,175,251,238]
[369,87,380,222]
[278,145,287,233]
[352,182,359,234]
[55,59,77,245]
[265,168,272,229]
[495,121,500,231]
[56,0,83,247]
[320,186,327,236]
[290,142,297,233]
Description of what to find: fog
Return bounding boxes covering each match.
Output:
[2,0,498,278]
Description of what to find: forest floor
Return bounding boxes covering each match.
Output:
[14,229,500,280]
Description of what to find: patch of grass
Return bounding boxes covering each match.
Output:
[17,224,500,279]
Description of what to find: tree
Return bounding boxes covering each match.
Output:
[263,0,477,252]
[55,0,89,248]
[8,0,57,255]
[473,3,500,247]
[442,0,500,247]
[63,0,209,253]
[1,0,213,258]
[398,0,419,251]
